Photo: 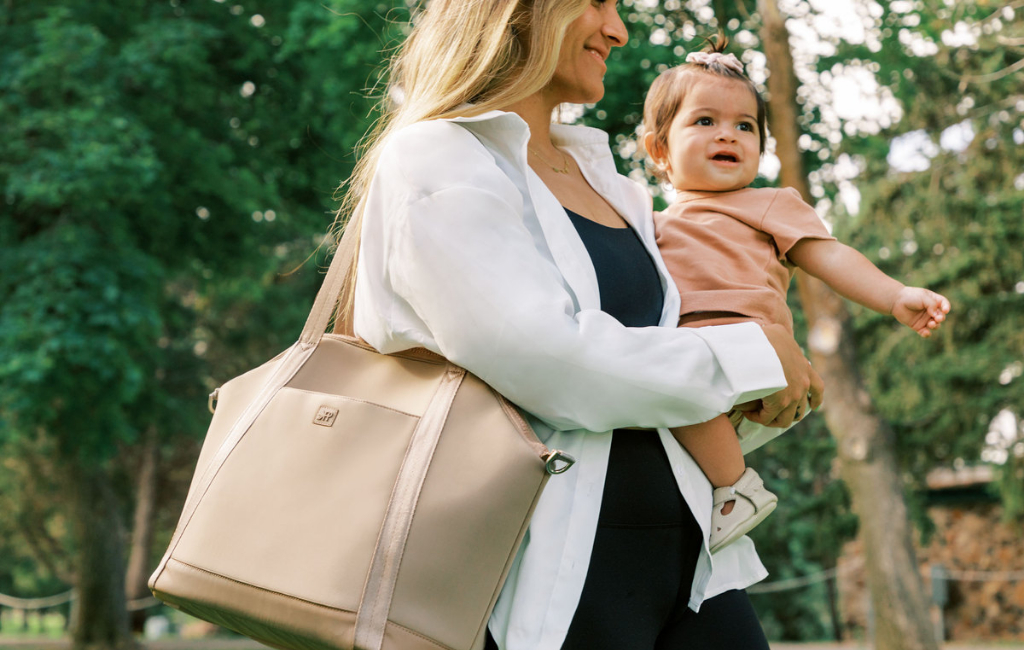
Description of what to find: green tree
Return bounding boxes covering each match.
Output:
[829,0,1024,522]
[757,1,939,646]
[0,1,396,647]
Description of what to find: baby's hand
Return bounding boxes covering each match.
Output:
[891,286,950,337]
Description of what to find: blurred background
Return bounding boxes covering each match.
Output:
[0,0,1021,648]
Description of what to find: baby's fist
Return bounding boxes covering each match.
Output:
[891,286,950,337]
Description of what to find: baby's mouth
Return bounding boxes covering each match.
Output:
[712,153,739,162]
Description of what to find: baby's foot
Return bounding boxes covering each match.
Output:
[709,468,778,553]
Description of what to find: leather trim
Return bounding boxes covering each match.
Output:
[491,387,549,459]
[354,366,466,650]
[321,334,447,364]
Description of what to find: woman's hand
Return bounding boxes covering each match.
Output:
[745,323,824,427]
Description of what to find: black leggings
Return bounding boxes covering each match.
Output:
[487,431,770,650]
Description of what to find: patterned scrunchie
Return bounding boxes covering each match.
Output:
[684,51,744,74]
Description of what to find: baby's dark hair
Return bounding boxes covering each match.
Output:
[642,34,767,175]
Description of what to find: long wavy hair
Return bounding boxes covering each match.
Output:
[330,0,590,327]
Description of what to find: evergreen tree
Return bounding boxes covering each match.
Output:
[0,1,396,646]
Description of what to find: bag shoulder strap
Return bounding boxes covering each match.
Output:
[300,219,359,346]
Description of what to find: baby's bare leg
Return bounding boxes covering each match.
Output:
[674,313,760,515]
[670,414,746,514]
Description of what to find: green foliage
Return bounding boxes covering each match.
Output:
[845,143,1024,472]
[3,0,1022,639]
[0,438,71,600]
[747,414,858,640]
[825,1,1024,519]
[0,0,393,448]
[0,226,162,458]
[0,0,394,614]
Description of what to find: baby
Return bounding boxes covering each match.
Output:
[641,38,951,553]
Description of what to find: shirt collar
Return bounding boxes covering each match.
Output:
[445,108,611,151]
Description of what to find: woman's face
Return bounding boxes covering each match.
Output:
[544,1,628,105]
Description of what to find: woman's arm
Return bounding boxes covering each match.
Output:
[787,239,950,337]
[356,121,791,432]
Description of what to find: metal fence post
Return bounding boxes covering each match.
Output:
[930,564,949,642]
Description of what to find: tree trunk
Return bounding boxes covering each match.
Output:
[756,2,939,649]
[65,460,134,650]
[124,431,159,632]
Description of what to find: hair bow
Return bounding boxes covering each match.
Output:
[685,51,744,74]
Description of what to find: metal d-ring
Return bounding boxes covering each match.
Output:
[544,450,576,475]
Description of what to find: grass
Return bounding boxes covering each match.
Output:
[0,611,66,639]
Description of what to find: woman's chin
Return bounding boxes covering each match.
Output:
[566,85,605,106]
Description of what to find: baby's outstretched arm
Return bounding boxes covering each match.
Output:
[787,239,950,336]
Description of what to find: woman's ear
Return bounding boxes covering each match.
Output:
[643,132,668,172]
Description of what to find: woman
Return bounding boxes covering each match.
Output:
[339,1,822,648]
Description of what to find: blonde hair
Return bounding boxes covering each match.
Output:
[331,0,590,327]
[642,35,766,180]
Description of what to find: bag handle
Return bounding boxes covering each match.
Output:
[299,219,359,347]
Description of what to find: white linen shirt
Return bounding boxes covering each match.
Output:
[353,109,787,650]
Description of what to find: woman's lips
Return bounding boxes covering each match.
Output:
[585,47,607,69]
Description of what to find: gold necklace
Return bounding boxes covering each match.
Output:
[528,145,571,174]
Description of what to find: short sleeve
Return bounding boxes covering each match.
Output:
[758,187,835,259]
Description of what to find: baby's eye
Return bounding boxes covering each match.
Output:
[738,122,756,133]
[695,116,714,126]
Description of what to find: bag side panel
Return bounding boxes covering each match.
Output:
[181,352,288,517]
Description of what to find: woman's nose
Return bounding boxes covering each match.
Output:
[603,7,628,47]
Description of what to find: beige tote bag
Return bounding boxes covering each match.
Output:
[149,229,574,650]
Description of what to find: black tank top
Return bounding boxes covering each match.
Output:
[564,209,663,327]
[566,207,688,527]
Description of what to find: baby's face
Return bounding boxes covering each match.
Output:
[658,77,761,192]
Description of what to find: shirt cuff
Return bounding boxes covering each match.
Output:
[688,322,786,405]
[736,419,790,455]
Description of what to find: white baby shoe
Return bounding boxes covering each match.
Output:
[708,467,778,553]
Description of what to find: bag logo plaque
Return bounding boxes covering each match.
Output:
[313,405,339,427]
